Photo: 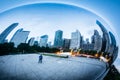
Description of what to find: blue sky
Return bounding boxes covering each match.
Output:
[0,2,105,43]
[0,0,120,66]
[0,0,119,42]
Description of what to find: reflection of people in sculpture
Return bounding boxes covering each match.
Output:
[38,54,43,63]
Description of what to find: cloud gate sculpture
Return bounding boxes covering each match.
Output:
[0,2,119,80]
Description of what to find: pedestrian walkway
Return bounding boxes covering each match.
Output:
[0,54,107,80]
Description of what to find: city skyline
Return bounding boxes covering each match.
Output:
[0,23,103,45]
[0,23,108,47]
[2,28,99,45]
[0,21,115,47]
[1,26,101,46]
[0,22,102,46]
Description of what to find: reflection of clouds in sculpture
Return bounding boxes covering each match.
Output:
[0,3,110,42]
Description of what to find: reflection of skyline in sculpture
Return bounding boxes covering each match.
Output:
[0,2,119,79]
[39,35,48,47]
[28,37,35,46]
[96,20,118,63]
[109,32,118,62]
[96,20,110,53]
[0,23,18,43]
[0,20,118,63]
[70,30,81,49]
[91,30,102,52]
[10,28,30,47]
[54,30,63,48]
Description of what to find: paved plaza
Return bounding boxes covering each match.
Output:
[0,53,107,80]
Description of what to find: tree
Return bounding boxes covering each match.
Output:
[17,43,31,53]
[0,42,15,55]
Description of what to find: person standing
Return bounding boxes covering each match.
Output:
[38,54,43,63]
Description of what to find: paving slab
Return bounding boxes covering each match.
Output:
[0,54,107,80]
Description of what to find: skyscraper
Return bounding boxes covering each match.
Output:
[39,35,48,47]
[86,38,90,44]
[108,31,118,62]
[48,42,52,47]
[109,32,116,46]
[28,37,35,46]
[70,30,81,49]
[34,41,39,46]
[54,30,63,48]
[80,43,94,50]
[80,36,84,44]
[63,38,70,50]
[0,23,18,43]
[80,36,94,50]
[96,20,110,52]
[91,30,102,52]
[10,28,30,47]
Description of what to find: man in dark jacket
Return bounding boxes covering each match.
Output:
[38,54,43,63]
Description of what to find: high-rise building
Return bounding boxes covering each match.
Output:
[63,38,70,50]
[47,42,52,47]
[70,30,81,49]
[0,23,18,43]
[86,38,89,44]
[80,36,84,44]
[39,35,48,47]
[54,30,63,48]
[80,36,94,50]
[108,31,118,62]
[34,41,39,46]
[80,43,94,50]
[109,32,116,47]
[28,37,35,46]
[91,30,102,52]
[112,46,118,62]
[96,20,110,52]
[10,28,30,47]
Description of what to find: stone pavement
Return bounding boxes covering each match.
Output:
[0,54,107,80]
